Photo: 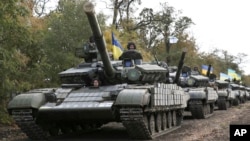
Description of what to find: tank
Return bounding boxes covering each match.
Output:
[245,87,250,100]
[230,83,247,105]
[177,65,218,119]
[214,80,235,110]
[7,2,189,140]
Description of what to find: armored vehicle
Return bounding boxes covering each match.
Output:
[230,83,247,105]
[7,2,189,140]
[239,85,248,103]
[215,80,235,110]
[245,87,250,100]
[178,65,218,119]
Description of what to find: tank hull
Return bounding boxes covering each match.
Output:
[185,87,218,119]
[8,83,189,140]
[38,102,115,122]
[216,89,235,110]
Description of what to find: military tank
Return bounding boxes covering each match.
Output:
[230,83,247,105]
[215,80,235,110]
[7,2,189,140]
[239,85,248,103]
[177,65,218,119]
[245,87,250,100]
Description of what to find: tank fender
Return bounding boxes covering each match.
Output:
[188,90,207,99]
[8,93,46,110]
[114,89,150,106]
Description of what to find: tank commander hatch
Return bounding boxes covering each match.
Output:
[79,36,99,62]
[118,42,143,66]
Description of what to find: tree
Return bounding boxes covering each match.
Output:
[111,0,141,27]
[40,0,108,84]
[134,2,193,65]
[0,0,32,124]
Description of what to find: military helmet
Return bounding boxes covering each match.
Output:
[127,42,136,49]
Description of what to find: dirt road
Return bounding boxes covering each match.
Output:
[1,102,250,141]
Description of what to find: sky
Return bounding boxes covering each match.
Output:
[47,0,250,75]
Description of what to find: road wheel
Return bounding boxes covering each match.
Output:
[167,111,172,128]
[162,112,167,130]
[172,111,177,127]
[155,113,162,132]
[149,114,155,135]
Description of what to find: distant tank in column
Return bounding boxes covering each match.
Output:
[176,65,218,119]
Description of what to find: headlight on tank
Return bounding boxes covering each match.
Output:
[187,78,195,86]
[127,69,141,81]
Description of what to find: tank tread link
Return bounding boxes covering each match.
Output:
[11,109,49,140]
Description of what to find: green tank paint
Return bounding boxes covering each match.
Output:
[8,93,46,109]
[114,89,150,106]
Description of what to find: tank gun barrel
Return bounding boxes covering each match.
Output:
[206,64,212,77]
[83,2,115,78]
[174,49,187,84]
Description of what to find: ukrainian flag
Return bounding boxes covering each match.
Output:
[228,68,236,80]
[201,65,213,75]
[228,69,241,80]
[220,72,230,81]
[237,74,241,80]
[112,32,123,60]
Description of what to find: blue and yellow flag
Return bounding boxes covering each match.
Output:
[220,72,230,81]
[112,32,123,60]
[228,68,241,80]
[237,74,241,80]
[201,65,213,75]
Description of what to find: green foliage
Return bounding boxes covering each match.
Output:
[0,0,31,124]
[41,0,96,85]
[0,107,13,125]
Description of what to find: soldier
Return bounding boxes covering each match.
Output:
[82,36,98,62]
[191,66,200,75]
[127,42,136,50]
[92,78,101,88]
[119,42,143,63]
[88,36,96,50]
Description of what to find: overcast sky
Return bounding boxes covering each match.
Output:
[47,0,250,75]
[164,0,250,75]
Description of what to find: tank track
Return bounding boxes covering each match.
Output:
[120,107,181,139]
[11,109,49,140]
[189,100,214,119]
[217,98,230,110]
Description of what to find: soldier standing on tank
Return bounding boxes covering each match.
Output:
[118,42,143,61]
[192,66,200,75]
[82,36,98,62]
[88,36,96,50]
